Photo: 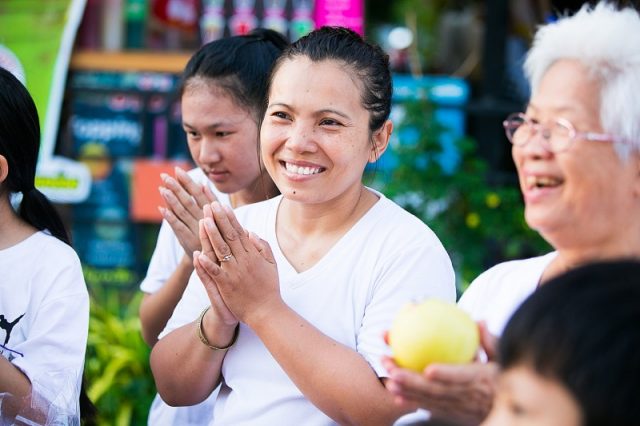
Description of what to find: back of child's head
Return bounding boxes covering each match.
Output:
[0,67,40,196]
[181,28,288,120]
[0,67,70,245]
[499,260,640,426]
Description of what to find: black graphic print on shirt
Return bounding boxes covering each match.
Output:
[0,313,25,345]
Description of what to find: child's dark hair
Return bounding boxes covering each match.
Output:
[499,260,640,426]
[269,26,392,133]
[0,67,70,246]
[181,28,288,120]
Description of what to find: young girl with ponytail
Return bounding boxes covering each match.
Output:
[0,66,93,424]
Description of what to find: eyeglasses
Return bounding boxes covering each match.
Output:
[502,112,622,153]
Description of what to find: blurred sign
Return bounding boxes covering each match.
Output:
[131,159,193,222]
[0,0,92,203]
[314,0,364,35]
[35,156,92,203]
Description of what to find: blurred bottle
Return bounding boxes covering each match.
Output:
[290,0,314,41]
[229,0,258,36]
[76,0,102,49]
[262,0,288,39]
[125,0,148,49]
[150,0,199,50]
[102,0,124,51]
[200,0,226,44]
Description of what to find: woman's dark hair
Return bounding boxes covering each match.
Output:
[181,28,288,120]
[499,260,640,426]
[0,67,70,245]
[269,26,392,133]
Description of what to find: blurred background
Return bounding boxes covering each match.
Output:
[2,0,627,424]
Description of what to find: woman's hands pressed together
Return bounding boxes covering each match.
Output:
[194,201,282,327]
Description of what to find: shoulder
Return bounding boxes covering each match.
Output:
[28,232,87,296]
[366,191,446,251]
[34,232,82,265]
[358,192,455,297]
[474,252,556,284]
[459,252,557,310]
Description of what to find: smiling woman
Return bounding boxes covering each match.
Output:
[261,57,388,211]
[150,26,456,426]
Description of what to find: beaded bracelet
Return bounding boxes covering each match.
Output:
[196,306,239,350]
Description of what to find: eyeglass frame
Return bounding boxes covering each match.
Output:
[502,112,625,153]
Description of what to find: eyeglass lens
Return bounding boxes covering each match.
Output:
[506,115,573,151]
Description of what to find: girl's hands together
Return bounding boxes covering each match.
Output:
[159,167,218,259]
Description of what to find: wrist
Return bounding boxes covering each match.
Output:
[179,254,196,270]
[245,298,286,331]
[197,307,239,350]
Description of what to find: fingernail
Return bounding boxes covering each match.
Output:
[205,217,215,231]
[212,201,222,212]
[160,173,169,182]
[175,166,186,177]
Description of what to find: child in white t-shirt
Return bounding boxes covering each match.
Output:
[0,67,91,424]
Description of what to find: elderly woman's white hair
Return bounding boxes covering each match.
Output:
[524,2,640,159]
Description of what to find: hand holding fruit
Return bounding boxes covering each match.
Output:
[387,298,479,372]
[383,301,497,425]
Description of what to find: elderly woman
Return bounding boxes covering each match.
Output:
[383,3,640,425]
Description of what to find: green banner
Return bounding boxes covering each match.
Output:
[0,0,91,202]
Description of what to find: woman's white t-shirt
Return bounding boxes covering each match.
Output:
[163,191,456,425]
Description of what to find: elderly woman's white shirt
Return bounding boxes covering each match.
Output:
[458,252,558,337]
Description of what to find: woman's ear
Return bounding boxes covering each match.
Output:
[0,155,8,184]
[368,120,393,163]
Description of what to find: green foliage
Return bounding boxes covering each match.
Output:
[390,0,448,68]
[371,100,550,291]
[85,288,154,426]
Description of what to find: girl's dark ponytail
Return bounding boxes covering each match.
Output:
[0,67,69,246]
[249,27,289,50]
[19,187,71,245]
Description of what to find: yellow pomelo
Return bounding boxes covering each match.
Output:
[389,299,479,372]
